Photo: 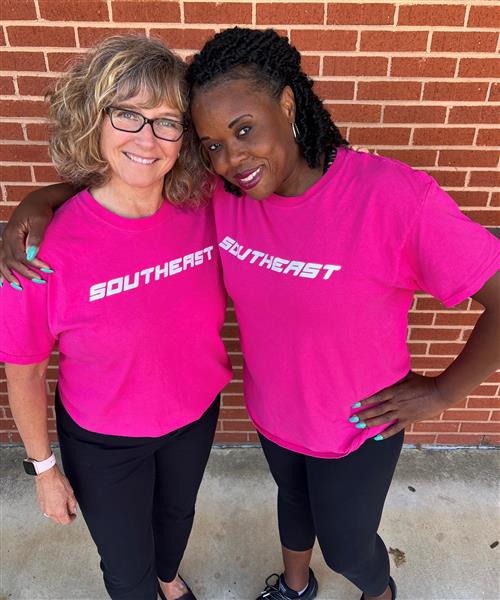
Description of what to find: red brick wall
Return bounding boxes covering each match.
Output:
[1,1,499,446]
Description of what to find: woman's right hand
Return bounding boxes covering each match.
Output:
[0,198,54,286]
[35,465,78,525]
[0,182,78,286]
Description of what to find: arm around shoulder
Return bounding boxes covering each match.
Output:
[0,182,79,285]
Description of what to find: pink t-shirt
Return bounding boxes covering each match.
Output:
[213,147,500,458]
[0,190,232,437]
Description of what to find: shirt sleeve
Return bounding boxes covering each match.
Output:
[0,279,55,364]
[396,178,500,307]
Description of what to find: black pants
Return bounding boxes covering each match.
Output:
[259,430,404,597]
[56,390,220,600]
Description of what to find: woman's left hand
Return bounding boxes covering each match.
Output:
[350,372,453,440]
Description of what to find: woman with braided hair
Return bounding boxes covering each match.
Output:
[186,28,499,600]
[1,27,499,600]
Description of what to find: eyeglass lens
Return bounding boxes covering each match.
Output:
[110,108,184,141]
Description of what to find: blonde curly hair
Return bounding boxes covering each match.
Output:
[48,35,213,206]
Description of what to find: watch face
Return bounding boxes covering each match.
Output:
[23,459,37,476]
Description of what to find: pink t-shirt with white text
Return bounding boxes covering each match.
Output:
[213,148,500,458]
[0,190,232,437]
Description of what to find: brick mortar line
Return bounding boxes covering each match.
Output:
[464,2,472,28]
[3,50,500,58]
[33,0,41,20]
[22,0,500,6]
[107,0,113,23]
[5,97,498,106]
[3,74,500,83]
[3,24,500,32]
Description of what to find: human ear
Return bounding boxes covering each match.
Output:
[279,85,296,123]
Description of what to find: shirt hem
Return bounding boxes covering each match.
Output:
[58,371,231,438]
[248,409,370,459]
[441,259,500,308]
[0,351,51,365]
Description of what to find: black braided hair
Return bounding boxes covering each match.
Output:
[187,27,348,196]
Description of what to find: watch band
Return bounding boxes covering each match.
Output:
[23,453,56,476]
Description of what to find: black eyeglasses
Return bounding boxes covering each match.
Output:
[105,106,186,142]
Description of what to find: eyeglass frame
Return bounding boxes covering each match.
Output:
[104,106,187,142]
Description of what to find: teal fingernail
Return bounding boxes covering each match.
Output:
[352,402,362,408]
[349,416,360,423]
[355,422,367,429]
[0,279,3,287]
[32,278,46,285]
[374,434,384,441]
[10,282,23,291]
[26,245,39,261]
[40,268,54,274]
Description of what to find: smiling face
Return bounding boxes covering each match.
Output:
[191,78,317,200]
[99,89,184,198]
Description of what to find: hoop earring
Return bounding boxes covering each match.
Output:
[291,122,300,141]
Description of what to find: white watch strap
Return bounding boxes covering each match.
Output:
[33,453,56,475]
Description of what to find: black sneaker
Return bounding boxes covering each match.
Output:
[256,569,318,600]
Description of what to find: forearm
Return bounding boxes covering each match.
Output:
[435,307,500,406]
[22,183,80,212]
[5,361,52,460]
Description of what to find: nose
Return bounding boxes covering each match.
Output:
[224,139,248,170]
[134,121,156,146]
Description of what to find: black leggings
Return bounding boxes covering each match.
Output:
[56,390,220,600]
[259,430,404,597]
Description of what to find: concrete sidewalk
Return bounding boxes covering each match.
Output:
[1,447,499,600]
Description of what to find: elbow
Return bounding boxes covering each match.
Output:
[5,360,49,383]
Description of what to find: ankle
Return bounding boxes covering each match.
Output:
[283,571,309,593]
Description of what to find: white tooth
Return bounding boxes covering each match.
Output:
[126,153,156,165]
[240,168,260,183]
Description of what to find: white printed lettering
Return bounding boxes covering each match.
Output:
[169,258,182,275]
[183,253,195,269]
[283,261,305,276]
[155,262,169,280]
[107,277,124,296]
[124,273,139,291]
[218,235,343,284]
[299,263,322,279]
[219,236,235,251]
[89,282,106,302]
[259,254,274,269]
[141,268,154,284]
[88,245,213,302]
[237,247,252,261]
[229,242,240,257]
[271,257,289,273]
[322,264,342,280]
[249,250,264,264]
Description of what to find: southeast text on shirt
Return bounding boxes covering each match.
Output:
[89,246,214,302]
[219,235,342,280]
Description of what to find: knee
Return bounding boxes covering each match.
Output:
[278,487,310,508]
[323,544,372,578]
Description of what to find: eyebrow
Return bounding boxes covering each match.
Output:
[228,113,253,129]
[199,113,253,142]
[114,103,182,119]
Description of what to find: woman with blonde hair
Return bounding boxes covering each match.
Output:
[0,35,231,600]
[3,27,499,600]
